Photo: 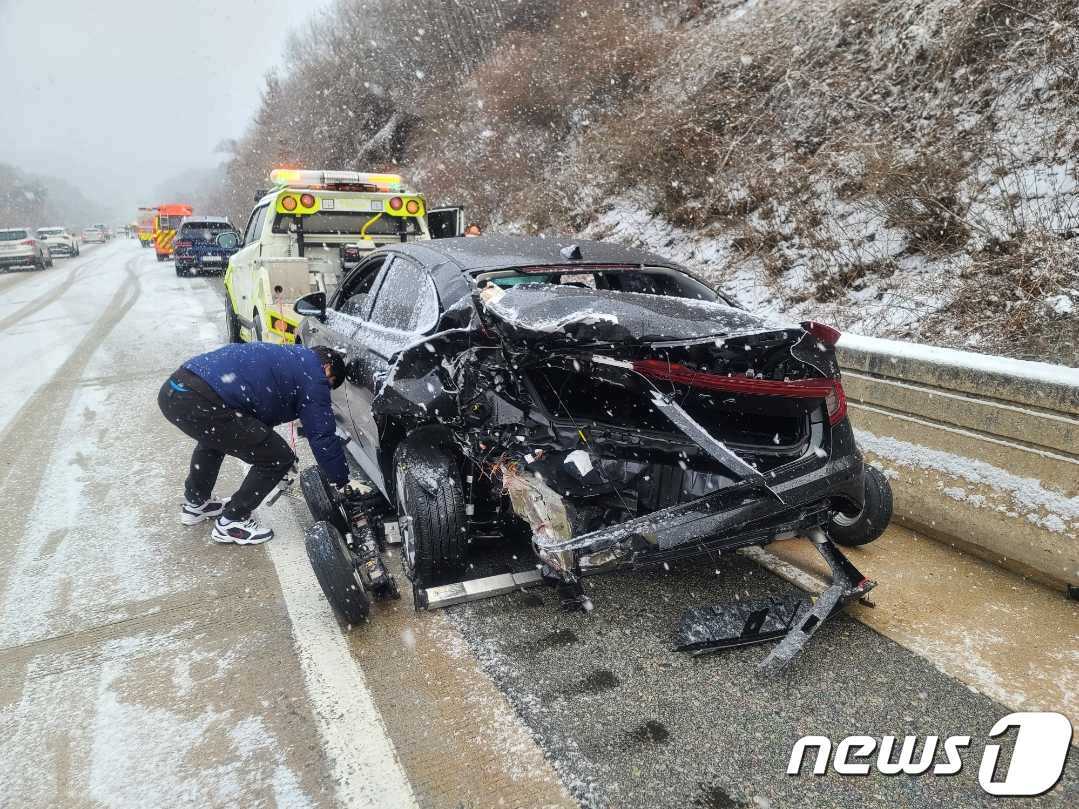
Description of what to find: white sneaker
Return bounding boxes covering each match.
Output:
[211,515,273,545]
[181,496,229,526]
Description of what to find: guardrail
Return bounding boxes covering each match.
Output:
[836,334,1079,591]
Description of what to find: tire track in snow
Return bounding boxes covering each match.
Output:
[0,252,142,604]
[0,248,113,334]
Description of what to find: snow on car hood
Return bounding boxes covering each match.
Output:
[479,283,793,343]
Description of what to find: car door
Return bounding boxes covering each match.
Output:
[228,204,268,335]
[305,254,389,480]
[349,255,440,490]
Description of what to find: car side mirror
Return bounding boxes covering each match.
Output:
[295,291,327,321]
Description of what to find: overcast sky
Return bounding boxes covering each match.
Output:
[2,0,332,215]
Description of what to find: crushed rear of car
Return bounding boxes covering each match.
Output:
[299,237,891,671]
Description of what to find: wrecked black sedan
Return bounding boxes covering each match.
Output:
[294,236,891,668]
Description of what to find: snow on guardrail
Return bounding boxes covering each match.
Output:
[835,335,1078,589]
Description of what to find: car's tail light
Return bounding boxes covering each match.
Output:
[300,193,316,207]
[825,380,847,425]
[388,196,403,211]
[281,195,298,211]
[176,240,192,249]
[21,239,34,246]
[405,199,420,214]
[632,359,848,424]
[801,320,841,347]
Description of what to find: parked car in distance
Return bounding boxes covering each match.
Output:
[173,217,241,277]
[0,228,53,270]
[36,227,80,257]
[82,226,107,244]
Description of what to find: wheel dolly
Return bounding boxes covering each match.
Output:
[297,466,400,624]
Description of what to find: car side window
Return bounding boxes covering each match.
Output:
[336,256,387,318]
[413,275,439,333]
[243,206,267,245]
[368,257,427,331]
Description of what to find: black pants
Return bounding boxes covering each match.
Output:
[158,368,295,521]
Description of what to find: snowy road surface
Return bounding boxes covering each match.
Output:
[0,241,1074,808]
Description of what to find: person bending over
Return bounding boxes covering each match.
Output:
[158,342,348,544]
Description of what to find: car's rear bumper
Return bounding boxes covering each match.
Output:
[175,253,231,271]
[46,244,75,255]
[0,253,38,267]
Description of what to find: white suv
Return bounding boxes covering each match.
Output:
[0,228,52,270]
[36,227,80,258]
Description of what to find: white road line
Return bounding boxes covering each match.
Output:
[264,499,420,809]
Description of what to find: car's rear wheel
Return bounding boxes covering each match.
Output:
[826,465,893,547]
[304,521,370,625]
[394,436,467,584]
[175,264,187,277]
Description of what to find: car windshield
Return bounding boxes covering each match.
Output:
[272,211,422,236]
[37,228,64,236]
[0,230,29,241]
[181,222,234,240]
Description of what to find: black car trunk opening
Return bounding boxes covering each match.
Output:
[526,358,814,470]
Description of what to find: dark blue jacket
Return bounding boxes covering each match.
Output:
[184,343,349,484]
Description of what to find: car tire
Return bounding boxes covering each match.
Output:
[826,465,893,547]
[225,305,243,343]
[299,465,349,536]
[394,435,466,584]
[304,521,370,625]
[175,264,186,277]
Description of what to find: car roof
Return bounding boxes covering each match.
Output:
[379,235,683,274]
[182,216,230,223]
[1,227,30,232]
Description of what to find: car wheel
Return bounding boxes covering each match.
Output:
[393,435,466,584]
[826,465,893,547]
[304,521,370,625]
[225,305,243,343]
[175,264,186,277]
[299,465,349,536]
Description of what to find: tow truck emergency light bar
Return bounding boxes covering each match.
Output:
[269,168,405,193]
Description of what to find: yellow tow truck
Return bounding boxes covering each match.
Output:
[223,168,463,344]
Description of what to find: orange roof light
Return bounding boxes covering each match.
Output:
[269,168,404,193]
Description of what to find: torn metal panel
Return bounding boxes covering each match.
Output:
[758,528,875,673]
[648,389,783,502]
[675,596,810,654]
